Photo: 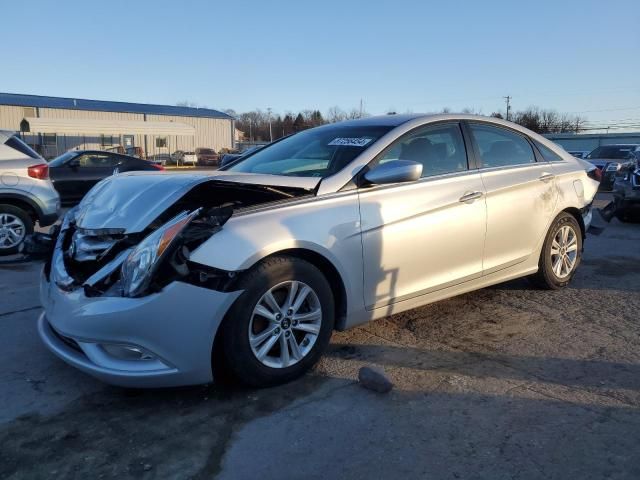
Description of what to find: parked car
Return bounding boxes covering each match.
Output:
[38,114,598,388]
[48,150,164,206]
[612,164,640,222]
[567,150,590,159]
[195,148,219,166]
[0,131,60,255]
[178,151,197,166]
[125,146,145,158]
[148,153,173,166]
[220,145,264,168]
[584,144,640,191]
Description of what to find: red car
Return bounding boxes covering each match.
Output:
[195,147,219,166]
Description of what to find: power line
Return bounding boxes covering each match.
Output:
[567,106,640,114]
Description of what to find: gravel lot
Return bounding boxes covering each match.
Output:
[1,207,640,479]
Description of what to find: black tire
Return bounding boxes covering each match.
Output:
[529,212,582,290]
[0,204,34,256]
[218,255,335,387]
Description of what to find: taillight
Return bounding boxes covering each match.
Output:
[27,163,49,179]
[587,167,601,183]
[151,164,165,171]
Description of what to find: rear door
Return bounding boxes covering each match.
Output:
[466,122,558,275]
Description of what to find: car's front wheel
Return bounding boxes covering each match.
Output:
[0,204,34,256]
[530,212,582,289]
[219,255,335,387]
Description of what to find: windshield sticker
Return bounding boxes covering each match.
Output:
[328,137,373,147]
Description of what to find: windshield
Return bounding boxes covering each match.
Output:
[198,148,215,154]
[49,151,79,167]
[587,146,638,160]
[228,125,393,177]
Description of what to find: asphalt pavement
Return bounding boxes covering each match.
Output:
[1,212,640,479]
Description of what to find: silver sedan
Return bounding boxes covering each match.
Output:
[39,114,599,387]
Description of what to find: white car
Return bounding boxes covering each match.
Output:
[0,131,60,255]
[39,115,598,388]
[182,151,197,166]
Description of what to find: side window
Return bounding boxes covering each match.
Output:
[534,140,563,162]
[376,123,468,178]
[78,153,120,168]
[469,124,535,168]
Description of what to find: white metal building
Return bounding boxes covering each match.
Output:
[0,93,235,159]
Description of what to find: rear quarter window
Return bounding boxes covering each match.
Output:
[534,141,564,162]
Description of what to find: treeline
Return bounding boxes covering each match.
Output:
[490,107,586,134]
[224,106,369,142]
[220,105,586,142]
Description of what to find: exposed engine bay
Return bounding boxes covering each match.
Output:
[43,175,313,298]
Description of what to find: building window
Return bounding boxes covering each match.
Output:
[156,137,167,148]
[42,133,57,146]
[101,135,115,147]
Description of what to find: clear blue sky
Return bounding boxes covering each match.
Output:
[2,0,639,129]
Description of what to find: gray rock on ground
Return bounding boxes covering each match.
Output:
[358,366,394,393]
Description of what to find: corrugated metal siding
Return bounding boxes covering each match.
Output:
[545,132,640,152]
[0,105,24,131]
[144,114,232,154]
[35,108,146,156]
[0,104,232,159]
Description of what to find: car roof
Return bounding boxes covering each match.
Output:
[330,113,526,128]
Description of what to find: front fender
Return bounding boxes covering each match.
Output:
[189,193,366,317]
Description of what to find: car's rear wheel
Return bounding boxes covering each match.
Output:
[0,204,33,256]
[529,212,582,289]
[219,255,334,387]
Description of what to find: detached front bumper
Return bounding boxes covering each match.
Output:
[39,275,241,388]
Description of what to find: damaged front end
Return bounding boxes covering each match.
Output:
[44,173,314,298]
[48,204,235,298]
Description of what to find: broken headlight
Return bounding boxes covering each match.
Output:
[121,210,199,297]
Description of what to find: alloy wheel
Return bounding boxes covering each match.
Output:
[0,213,26,249]
[248,280,322,369]
[550,225,578,279]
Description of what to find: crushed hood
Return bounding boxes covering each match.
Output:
[75,171,319,233]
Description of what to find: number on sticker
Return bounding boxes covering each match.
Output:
[328,138,373,147]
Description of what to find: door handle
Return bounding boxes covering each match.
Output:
[459,191,484,203]
[539,172,555,182]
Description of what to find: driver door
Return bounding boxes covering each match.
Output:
[358,122,486,309]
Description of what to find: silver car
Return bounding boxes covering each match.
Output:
[38,115,599,387]
[0,131,60,255]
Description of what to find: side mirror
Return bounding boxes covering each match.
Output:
[363,160,422,185]
[68,158,80,168]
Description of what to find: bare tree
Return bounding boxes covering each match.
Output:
[326,106,346,123]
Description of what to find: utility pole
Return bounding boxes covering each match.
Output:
[248,119,252,143]
[267,107,273,142]
[359,99,363,118]
[503,96,511,121]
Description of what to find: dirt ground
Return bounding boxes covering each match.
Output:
[1,210,640,479]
